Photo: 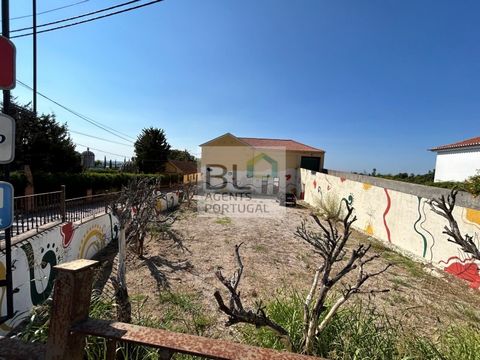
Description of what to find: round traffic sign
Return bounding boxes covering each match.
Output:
[0,36,16,90]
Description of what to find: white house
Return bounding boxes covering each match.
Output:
[430,136,480,182]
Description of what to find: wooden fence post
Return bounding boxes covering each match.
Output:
[45,259,99,360]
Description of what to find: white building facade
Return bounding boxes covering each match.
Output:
[430,137,480,182]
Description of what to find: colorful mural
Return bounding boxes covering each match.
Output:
[0,213,119,334]
[300,169,480,289]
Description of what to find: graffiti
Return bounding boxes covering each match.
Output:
[362,183,372,190]
[0,214,119,335]
[61,222,75,248]
[365,224,374,236]
[414,197,428,258]
[383,188,392,243]
[465,208,480,229]
[440,256,480,289]
[301,169,480,288]
[20,242,58,306]
[79,225,106,259]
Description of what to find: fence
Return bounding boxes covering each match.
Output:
[1,186,120,239]
[65,192,120,223]
[40,259,321,360]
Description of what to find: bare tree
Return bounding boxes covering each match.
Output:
[430,188,480,261]
[214,199,391,354]
[214,243,294,350]
[179,181,197,208]
[109,178,178,322]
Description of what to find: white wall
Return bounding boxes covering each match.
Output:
[300,169,480,289]
[434,147,480,182]
[0,213,120,335]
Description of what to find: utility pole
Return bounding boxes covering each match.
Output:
[32,0,37,114]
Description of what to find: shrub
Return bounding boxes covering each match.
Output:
[10,171,169,197]
[465,172,480,197]
[314,193,345,222]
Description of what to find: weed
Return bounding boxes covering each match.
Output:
[215,217,232,225]
[253,244,268,253]
[381,251,424,278]
[315,193,345,222]
[390,276,412,289]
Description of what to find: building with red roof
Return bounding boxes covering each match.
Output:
[429,136,480,182]
[200,133,324,194]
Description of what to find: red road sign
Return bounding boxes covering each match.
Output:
[0,36,16,90]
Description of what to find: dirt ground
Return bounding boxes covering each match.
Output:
[115,200,480,340]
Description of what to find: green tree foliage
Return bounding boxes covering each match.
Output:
[169,149,196,162]
[465,171,480,197]
[134,127,171,173]
[9,100,81,173]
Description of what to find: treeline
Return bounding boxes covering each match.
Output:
[366,169,479,196]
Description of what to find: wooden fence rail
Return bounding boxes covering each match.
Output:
[44,259,323,360]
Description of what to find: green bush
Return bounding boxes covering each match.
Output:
[10,171,171,197]
[465,172,480,197]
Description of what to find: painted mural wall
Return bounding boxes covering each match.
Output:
[300,169,480,289]
[0,213,120,335]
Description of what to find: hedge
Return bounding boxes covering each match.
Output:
[10,171,182,198]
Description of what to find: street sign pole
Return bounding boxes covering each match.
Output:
[1,0,14,322]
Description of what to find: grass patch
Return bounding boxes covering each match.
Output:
[215,217,232,225]
[253,244,268,253]
[16,292,213,360]
[390,276,412,289]
[158,291,215,336]
[239,292,480,359]
[381,250,425,278]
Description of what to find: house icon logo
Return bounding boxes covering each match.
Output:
[246,152,278,178]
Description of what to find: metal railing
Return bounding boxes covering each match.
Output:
[11,190,63,237]
[65,192,120,223]
[1,188,120,240]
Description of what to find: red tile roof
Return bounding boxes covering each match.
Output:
[238,137,324,152]
[169,160,198,174]
[430,136,480,151]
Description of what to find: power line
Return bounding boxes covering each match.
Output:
[12,0,141,33]
[3,0,90,22]
[17,80,136,143]
[75,142,130,158]
[69,129,133,147]
[11,0,164,39]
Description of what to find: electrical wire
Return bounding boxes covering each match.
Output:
[11,0,165,39]
[75,142,130,158]
[69,129,133,147]
[17,80,136,143]
[12,0,141,33]
[3,0,90,22]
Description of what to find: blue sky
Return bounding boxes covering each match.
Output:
[7,0,480,173]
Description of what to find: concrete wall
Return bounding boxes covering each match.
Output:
[434,147,480,182]
[0,213,120,335]
[300,169,480,289]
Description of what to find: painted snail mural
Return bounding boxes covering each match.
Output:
[300,169,480,289]
[0,213,119,334]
